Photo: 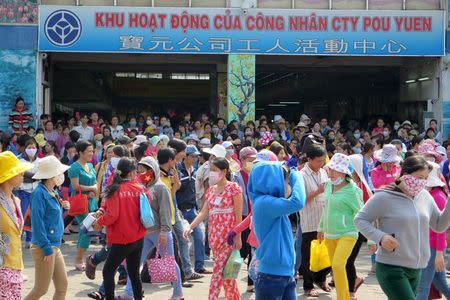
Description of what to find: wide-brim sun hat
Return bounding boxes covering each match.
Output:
[426,161,445,188]
[32,155,70,180]
[374,144,402,163]
[203,144,226,158]
[0,151,33,184]
[254,149,278,162]
[133,135,148,145]
[418,140,444,164]
[349,154,373,197]
[184,134,200,142]
[326,153,353,176]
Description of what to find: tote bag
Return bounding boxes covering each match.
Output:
[310,239,331,272]
[139,192,155,229]
[147,245,177,283]
[68,187,88,216]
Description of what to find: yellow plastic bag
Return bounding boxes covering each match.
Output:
[310,239,331,272]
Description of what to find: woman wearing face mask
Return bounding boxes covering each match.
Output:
[18,138,41,248]
[370,144,401,189]
[25,156,71,300]
[184,158,243,300]
[101,145,130,196]
[415,162,450,300]
[317,153,364,300]
[355,155,450,300]
[68,141,98,271]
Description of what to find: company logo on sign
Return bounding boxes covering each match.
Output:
[44,10,82,47]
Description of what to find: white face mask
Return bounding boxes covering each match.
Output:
[146,120,153,126]
[110,157,120,169]
[25,148,37,158]
[209,171,223,185]
[54,173,65,187]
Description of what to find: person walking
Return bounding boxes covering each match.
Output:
[18,138,40,248]
[248,160,306,299]
[317,153,364,300]
[68,141,98,271]
[355,155,450,300]
[121,156,184,300]
[25,156,71,300]
[298,144,331,297]
[184,157,243,300]
[0,151,33,299]
[370,144,401,189]
[93,158,148,300]
[415,161,450,300]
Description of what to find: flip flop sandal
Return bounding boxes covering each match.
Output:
[304,289,320,298]
[315,281,332,293]
[354,277,364,292]
[75,263,86,271]
[87,291,104,300]
[85,255,96,280]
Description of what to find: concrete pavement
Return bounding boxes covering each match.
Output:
[21,233,388,299]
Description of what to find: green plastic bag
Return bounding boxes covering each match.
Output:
[223,250,243,279]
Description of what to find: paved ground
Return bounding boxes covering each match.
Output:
[22,233,388,299]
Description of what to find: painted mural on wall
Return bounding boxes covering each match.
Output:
[0,0,38,24]
[227,54,255,126]
[0,49,36,131]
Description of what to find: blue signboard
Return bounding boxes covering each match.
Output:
[38,6,445,56]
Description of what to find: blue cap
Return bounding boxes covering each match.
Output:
[186,145,200,156]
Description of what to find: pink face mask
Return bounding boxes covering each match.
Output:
[401,174,427,197]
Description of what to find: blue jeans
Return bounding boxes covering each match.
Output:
[173,216,194,276]
[416,248,450,300]
[124,231,183,298]
[294,224,302,274]
[181,208,205,272]
[255,272,297,300]
[18,190,31,242]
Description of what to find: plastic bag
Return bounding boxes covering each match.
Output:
[310,239,331,272]
[140,192,155,229]
[248,256,259,282]
[223,250,243,279]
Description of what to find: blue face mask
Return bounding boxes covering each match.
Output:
[352,147,362,154]
[332,177,344,186]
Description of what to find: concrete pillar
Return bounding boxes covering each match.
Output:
[227,54,255,127]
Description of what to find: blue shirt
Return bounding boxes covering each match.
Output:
[30,183,64,256]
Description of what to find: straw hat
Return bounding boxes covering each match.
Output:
[0,151,33,184]
[426,161,445,188]
[32,155,70,180]
[326,153,353,176]
[374,144,402,163]
[349,154,373,197]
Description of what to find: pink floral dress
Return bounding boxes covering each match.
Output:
[205,182,242,300]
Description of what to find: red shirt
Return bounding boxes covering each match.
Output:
[97,180,148,244]
[89,122,102,135]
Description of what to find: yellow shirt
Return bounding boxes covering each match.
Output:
[0,205,23,270]
[160,175,176,225]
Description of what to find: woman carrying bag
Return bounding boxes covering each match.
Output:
[25,156,71,300]
[93,157,148,300]
[0,151,33,299]
[68,140,98,271]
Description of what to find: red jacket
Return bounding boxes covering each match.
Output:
[97,180,149,244]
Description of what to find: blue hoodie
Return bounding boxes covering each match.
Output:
[248,162,306,277]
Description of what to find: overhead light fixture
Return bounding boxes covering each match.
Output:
[268,104,287,107]
[418,77,430,82]
[405,79,416,84]
[279,101,300,104]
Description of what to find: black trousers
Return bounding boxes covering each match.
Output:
[347,233,364,292]
[239,226,254,286]
[103,239,143,300]
[301,231,331,291]
[172,231,185,282]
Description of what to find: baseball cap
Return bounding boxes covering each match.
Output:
[222,141,233,149]
[239,147,257,161]
[203,144,226,158]
[186,145,200,156]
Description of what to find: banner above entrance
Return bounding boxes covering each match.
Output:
[38,5,445,56]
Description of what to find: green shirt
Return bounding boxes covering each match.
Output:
[318,180,363,240]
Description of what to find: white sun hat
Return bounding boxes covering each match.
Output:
[374,144,402,164]
[326,153,353,176]
[32,155,70,180]
[349,154,373,197]
[426,161,445,188]
[203,144,226,158]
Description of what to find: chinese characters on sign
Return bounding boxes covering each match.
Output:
[118,35,408,55]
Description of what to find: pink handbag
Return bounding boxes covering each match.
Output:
[147,245,177,283]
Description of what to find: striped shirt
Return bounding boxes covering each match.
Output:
[299,163,328,233]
